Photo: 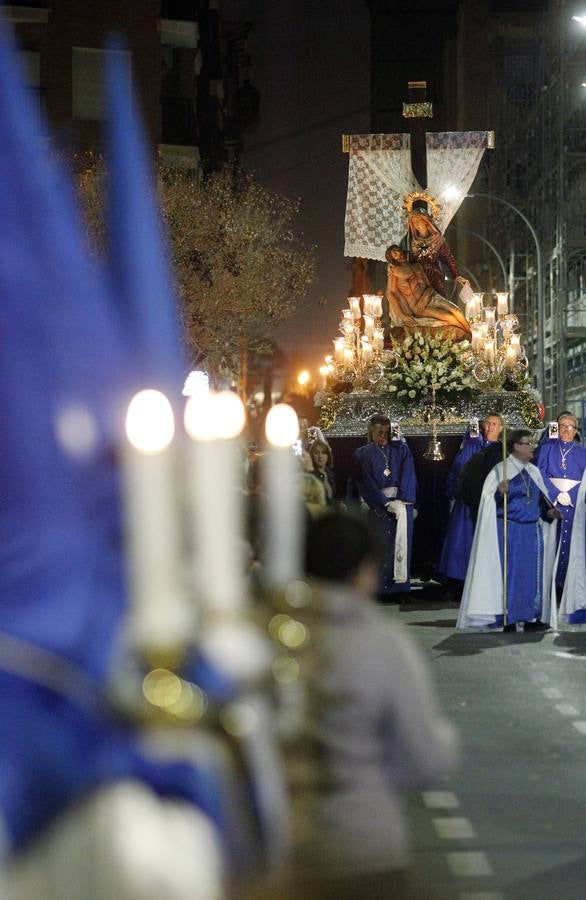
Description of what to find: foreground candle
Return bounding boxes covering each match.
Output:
[264,404,302,585]
[185,390,246,615]
[123,389,191,650]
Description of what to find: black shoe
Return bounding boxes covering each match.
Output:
[502,623,516,633]
[523,620,550,632]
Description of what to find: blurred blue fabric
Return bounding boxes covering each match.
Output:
[0,25,228,858]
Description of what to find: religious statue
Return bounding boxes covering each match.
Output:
[385,244,471,340]
[406,206,465,299]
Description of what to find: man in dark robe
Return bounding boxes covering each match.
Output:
[353,415,417,597]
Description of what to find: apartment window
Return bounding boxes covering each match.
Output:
[72,47,130,120]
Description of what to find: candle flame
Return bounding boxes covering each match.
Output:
[126,389,174,453]
[265,403,299,447]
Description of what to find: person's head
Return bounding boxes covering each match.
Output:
[385,244,407,265]
[408,211,440,238]
[508,429,536,463]
[305,511,384,593]
[309,439,332,471]
[368,414,391,447]
[557,412,579,442]
[482,413,504,442]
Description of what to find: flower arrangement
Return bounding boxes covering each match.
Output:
[377,330,480,403]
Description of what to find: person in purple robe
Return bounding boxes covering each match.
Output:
[535,411,586,593]
[353,415,417,597]
[437,414,503,590]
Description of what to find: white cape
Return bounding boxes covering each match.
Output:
[457,456,558,630]
[560,469,586,622]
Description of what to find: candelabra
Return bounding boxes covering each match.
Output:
[464,291,528,389]
[330,293,386,391]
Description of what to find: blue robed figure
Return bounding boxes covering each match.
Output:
[535,413,586,594]
[458,430,559,631]
[438,414,503,583]
[0,28,281,893]
[354,415,417,595]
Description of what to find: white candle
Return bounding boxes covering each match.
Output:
[373,327,384,352]
[372,295,383,317]
[484,338,495,365]
[349,296,361,319]
[484,307,496,328]
[263,404,302,586]
[343,347,354,368]
[123,389,192,650]
[505,345,517,368]
[363,314,375,338]
[471,326,482,352]
[362,295,374,316]
[184,390,246,615]
[334,337,345,362]
[510,333,521,357]
[342,309,353,320]
[496,292,509,317]
[361,342,373,364]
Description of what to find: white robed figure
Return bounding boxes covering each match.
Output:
[457,430,559,631]
[559,469,586,625]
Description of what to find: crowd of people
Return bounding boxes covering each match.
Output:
[282,409,586,633]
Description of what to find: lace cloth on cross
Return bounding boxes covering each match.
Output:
[344,131,490,261]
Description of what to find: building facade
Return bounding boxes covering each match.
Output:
[4,0,256,173]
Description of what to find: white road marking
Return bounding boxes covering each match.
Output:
[555,703,579,716]
[422,790,460,809]
[459,893,506,900]
[572,721,586,734]
[542,686,562,699]
[433,817,476,839]
[447,851,493,877]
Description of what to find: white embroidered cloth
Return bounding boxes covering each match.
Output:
[344,131,490,261]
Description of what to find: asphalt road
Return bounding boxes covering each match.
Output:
[384,588,586,900]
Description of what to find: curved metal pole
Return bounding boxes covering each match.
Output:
[467,192,545,403]
[447,223,508,291]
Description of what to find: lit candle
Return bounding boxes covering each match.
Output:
[484,307,496,328]
[372,295,383,317]
[123,389,192,651]
[343,346,354,368]
[479,321,489,340]
[484,338,495,365]
[348,296,361,319]
[363,314,375,338]
[184,390,246,615]
[263,404,302,585]
[373,327,384,351]
[471,326,482,352]
[510,333,521,357]
[505,344,517,368]
[496,292,509,317]
[342,309,353,320]
[362,295,374,316]
[471,293,484,319]
[361,341,373,364]
[334,337,345,362]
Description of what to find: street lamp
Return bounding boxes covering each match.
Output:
[466,192,545,402]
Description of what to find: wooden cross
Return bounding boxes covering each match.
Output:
[402,80,433,190]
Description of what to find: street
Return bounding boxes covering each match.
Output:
[385,592,586,899]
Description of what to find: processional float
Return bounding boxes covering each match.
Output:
[317,81,543,443]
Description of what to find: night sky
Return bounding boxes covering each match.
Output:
[224,0,371,375]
